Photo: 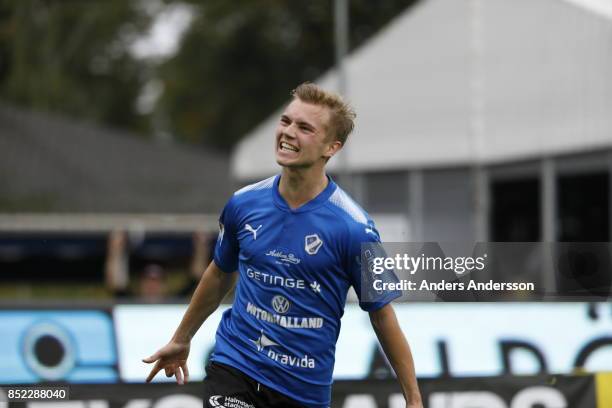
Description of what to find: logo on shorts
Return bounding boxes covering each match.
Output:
[209,396,224,407]
[271,295,291,314]
[208,395,255,408]
[305,234,323,255]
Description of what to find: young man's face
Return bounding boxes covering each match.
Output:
[275,98,341,169]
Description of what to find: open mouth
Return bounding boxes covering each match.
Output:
[279,141,300,153]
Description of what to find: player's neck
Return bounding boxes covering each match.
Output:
[279,167,328,209]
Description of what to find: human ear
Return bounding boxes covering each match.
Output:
[323,140,343,159]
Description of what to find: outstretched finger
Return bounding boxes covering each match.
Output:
[142,352,160,364]
[181,363,190,383]
[175,366,184,385]
[146,362,162,383]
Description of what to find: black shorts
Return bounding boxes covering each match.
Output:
[203,362,307,408]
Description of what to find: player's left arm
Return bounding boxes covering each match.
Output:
[369,304,423,408]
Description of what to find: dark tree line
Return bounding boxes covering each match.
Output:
[0,0,152,133]
[0,0,420,151]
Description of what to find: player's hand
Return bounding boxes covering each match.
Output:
[406,402,424,408]
[142,340,190,384]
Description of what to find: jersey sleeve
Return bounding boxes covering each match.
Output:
[347,220,401,312]
[213,196,240,273]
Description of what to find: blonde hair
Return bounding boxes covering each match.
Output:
[291,82,356,145]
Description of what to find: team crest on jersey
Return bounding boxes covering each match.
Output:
[304,234,323,255]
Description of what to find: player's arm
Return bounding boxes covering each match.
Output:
[170,260,237,342]
[369,304,423,408]
[143,260,237,384]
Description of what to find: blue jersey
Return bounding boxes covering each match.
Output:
[211,175,398,407]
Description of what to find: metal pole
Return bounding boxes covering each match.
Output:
[542,158,557,242]
[334,0,352,192]
[541,157,558,294]
[334,0,349,97]
[409,170,424,241]
[469,0,488,242]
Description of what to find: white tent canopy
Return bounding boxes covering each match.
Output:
[232,0,612,181]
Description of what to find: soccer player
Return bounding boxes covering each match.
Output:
[143,83,423,408]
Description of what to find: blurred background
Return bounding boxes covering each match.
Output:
[1,0,611,407]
